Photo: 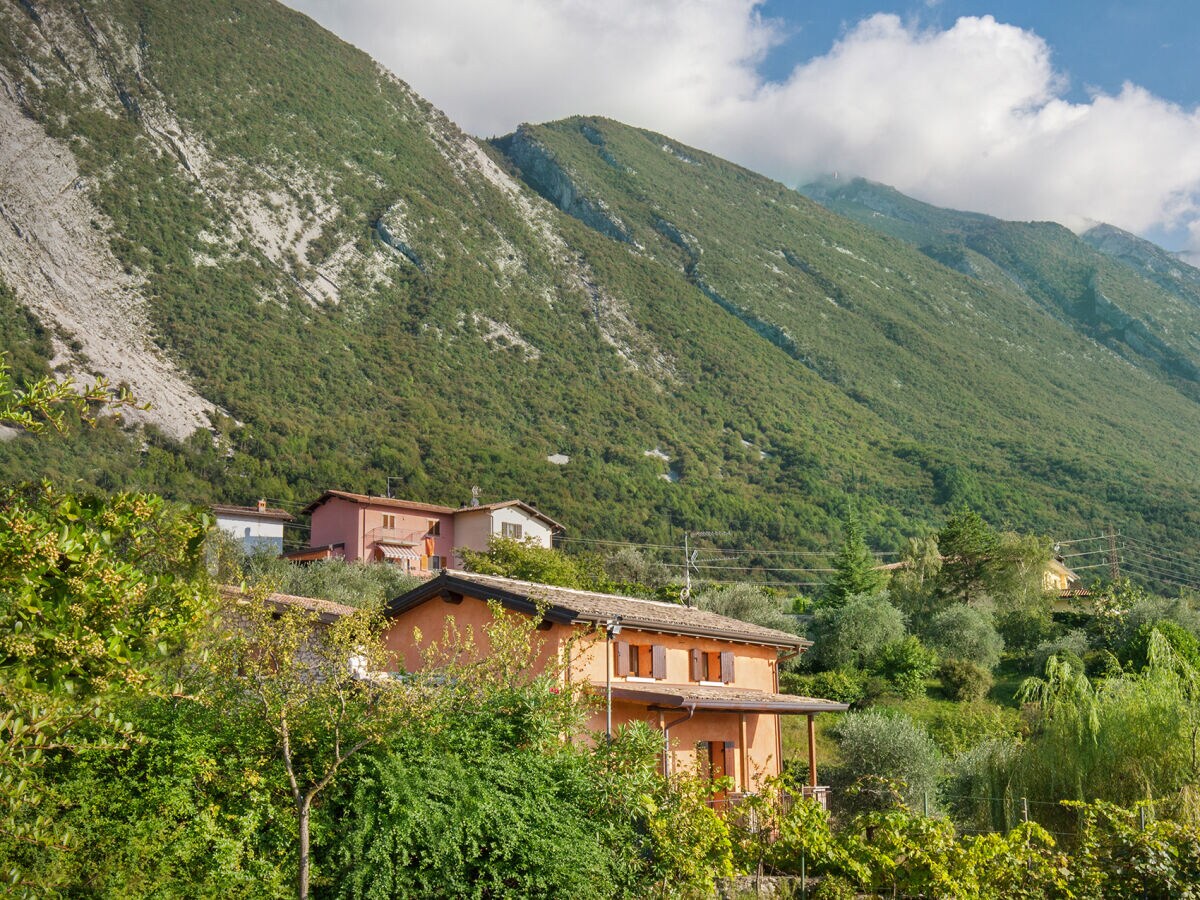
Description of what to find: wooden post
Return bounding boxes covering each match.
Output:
[739,713,750,793]
[807,714,818,788]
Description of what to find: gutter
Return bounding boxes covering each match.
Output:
[661,705,696,777]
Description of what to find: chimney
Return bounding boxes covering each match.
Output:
[257,498,267,513]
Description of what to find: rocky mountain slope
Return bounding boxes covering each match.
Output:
[3,0,1200,560]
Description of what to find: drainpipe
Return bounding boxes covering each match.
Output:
[661,705,696,777]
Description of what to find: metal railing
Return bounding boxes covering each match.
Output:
[367,527,426,545]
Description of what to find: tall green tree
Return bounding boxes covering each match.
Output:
[936,507,1001,608]
[210,591,427,900]
[824,511,887,608]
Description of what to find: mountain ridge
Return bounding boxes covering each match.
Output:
[2,0,1200,568]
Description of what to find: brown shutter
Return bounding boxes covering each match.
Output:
[690,648,703,681]
[720,651,735,684]
[652,644,666,679]
[615,640,630,676]
[723,741,737,786]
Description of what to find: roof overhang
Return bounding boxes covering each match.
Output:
[607,683,848,714]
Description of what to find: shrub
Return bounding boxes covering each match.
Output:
[1121,620,1200,672]
[870,636,938,699]
[1083,648,1123,679]
[832,711,942,814]
[1033,628,1091,673]
[811,874,858,900]
[995,604,1053,650]
[809,592,907,671]
[938,658,993,701]
[782,669,869,705]
[925,604,1004,670]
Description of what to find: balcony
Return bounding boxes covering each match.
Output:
[367,526,426,545]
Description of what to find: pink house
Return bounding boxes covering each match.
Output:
[288,490,564,576]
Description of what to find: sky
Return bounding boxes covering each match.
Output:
[285,1,1200,258]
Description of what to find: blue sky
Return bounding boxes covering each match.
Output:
[759,2,1199,107]
[288,1,1200,258]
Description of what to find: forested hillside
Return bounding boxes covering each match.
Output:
[3,0,1200,558]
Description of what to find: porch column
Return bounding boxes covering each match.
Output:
[807,713,817,787]
[738,713,749,792]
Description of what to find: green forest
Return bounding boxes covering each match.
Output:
[2,0,1200,577]
[7,0,1200,893]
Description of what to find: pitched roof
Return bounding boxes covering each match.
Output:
[219,585,357,623]
[386,571,810,650]
[607,681,848,714]
[301,490,456,516]
[212,503,294,522]
[453,500,566,532]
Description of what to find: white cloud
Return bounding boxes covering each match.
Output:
[286,2,1200,256]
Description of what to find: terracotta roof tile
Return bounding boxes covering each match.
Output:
[219,585,357,621]
[606,681,848,713]
[212,503,294,521]
[389,571,809,649]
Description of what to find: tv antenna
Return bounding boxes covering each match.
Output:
[681,530,731,607]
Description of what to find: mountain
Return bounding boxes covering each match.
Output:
[799,176,1200,399]
[2,0,1200,565]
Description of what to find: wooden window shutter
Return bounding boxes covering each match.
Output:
[615,641,630,676]
[690,648,703,681]
[720,651,735,684]
[652,644,666,679]
[723,741,737,784]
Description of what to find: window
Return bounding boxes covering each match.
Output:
[615,642,666,679]
[691,649,735,684]
[381,514,396,530]
[244,527,251,538]
[701,740,735,787]
[501,522,523,539]
[429,555,442,571]
[427,519,441,536]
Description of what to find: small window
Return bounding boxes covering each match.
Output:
[622,643,666,679]
[427,519,441,536]
[691,649,734,684]
[244,526,251,538]
[501,522,523,539]
[381,514,396,530]
[430,555,442,571]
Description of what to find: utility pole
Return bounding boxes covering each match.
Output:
[1107,524,1120,581]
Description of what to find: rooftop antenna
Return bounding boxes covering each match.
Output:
[682,530,730,608]
[385,476,403,499]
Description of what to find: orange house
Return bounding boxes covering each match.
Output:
[384,571,847,800]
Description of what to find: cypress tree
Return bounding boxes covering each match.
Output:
[824,510,886,608]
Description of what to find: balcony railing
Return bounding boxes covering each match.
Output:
[367,527,426,545]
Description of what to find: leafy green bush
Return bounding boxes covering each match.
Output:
[809,592,907,671]
[1032,628,1092,673]
[925,604,1004,670]
[694,582,800,637]
[1122,620,1200,672]
[870,636,938,698]
[938,658,993,701]
[831,711,942,814]
[811,874,857,900]
[780,668,868,705]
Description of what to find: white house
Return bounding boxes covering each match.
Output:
[213,500,294,554]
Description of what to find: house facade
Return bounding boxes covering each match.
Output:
[213,500,293,553]
[289,490,563,575]
[383,571,847,798]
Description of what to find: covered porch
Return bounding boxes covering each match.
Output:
[606,682,848,806]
